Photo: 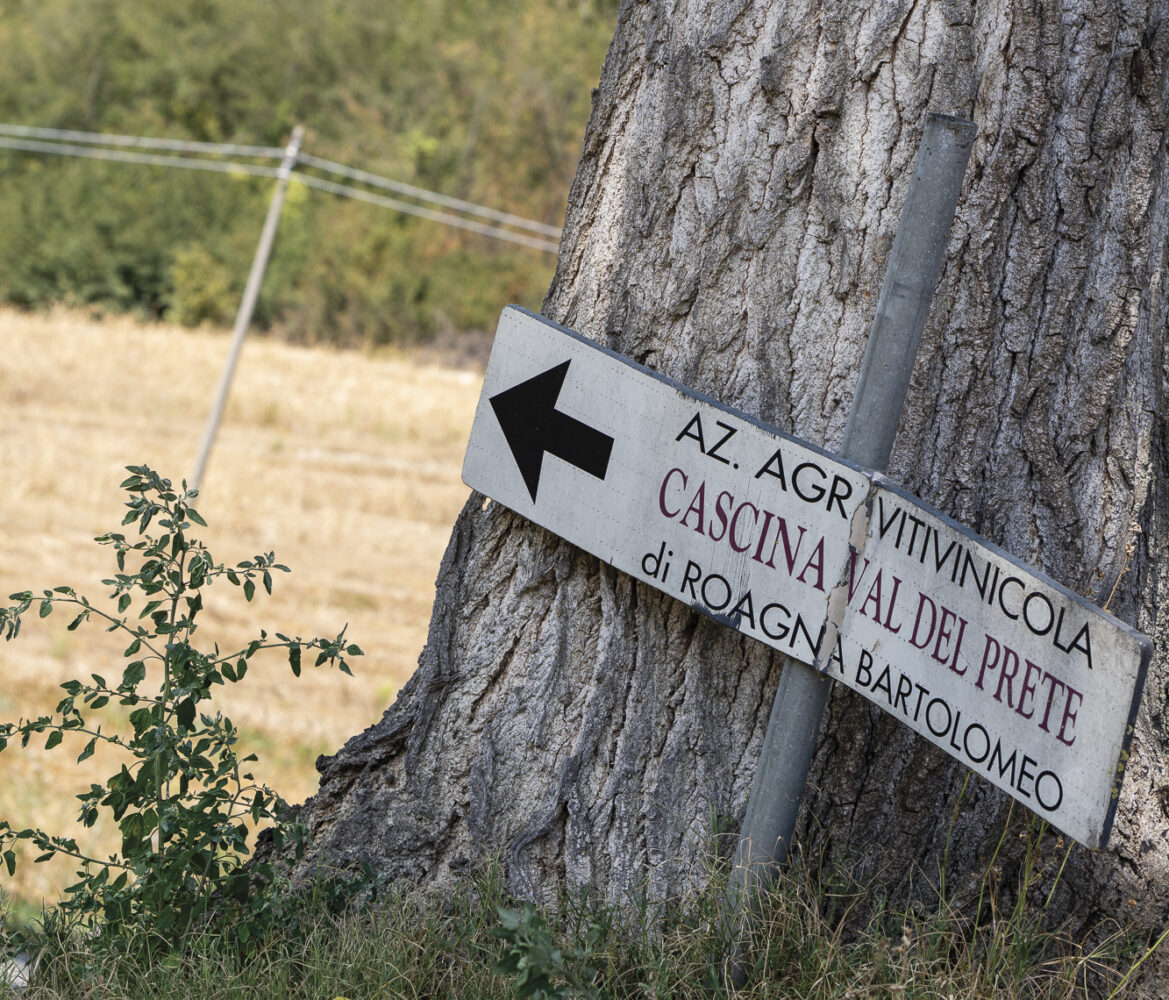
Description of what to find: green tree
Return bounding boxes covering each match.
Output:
[0,0,617,341]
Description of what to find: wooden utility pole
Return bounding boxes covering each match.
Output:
[190,125,304,493]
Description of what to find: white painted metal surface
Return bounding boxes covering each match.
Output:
[818,478,1149,847]
[463,306,1150,848]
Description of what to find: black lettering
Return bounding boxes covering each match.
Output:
[930,530,959,576]
[1017,754,1037,799]
[926,697,952,738]
[997,576,1025,620]
[959,551,993,600]
[754,448,788,488]
[912,684,930,722]
[1035,771,1063,811]
[760,603,790,641]
[988,740,1018,785]
[918,525,932,564]
[856,648,874,687]
[641,542,666,579]
[700,573,732,611]
[963,723,990,763]
[679,560,702,599]
[1022,591,1055,636]
[676,412,706,451]
[728,590,757,629]
[1056,618,1094,670]
[904,514,925,556]
[706,421,737,465]
[893,674,913,715]
[792,462,827,504]
[827,475,854,519]
[790,615,820,658]
[877,495,902,538]
[948,709,963,754]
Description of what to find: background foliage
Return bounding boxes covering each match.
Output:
[0,0,617,345]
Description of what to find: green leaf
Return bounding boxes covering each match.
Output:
[244,579,255,602]
[44,730,63,751]
[497,905,522,931]
[346,644,364,656]
[78,738,97,763]
[118,593,132,613]
[129,708,153,735]
[176,698,196,731]
[122,660,146,687]
[187,507,208,527]
[38,599,52,618]
[3,850,14,876]
[288,646,301,677]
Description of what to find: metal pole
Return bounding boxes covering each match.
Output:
[189,124,305,493]
[724,112,976,984]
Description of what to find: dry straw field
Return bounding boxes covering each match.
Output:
[0,307,482,909]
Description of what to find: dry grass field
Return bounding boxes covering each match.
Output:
[0,307,483,911]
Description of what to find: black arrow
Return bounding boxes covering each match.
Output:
[489,360,614,502]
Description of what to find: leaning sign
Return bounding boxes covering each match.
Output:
[463,306,1151,850]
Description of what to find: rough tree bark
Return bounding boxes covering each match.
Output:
[296,0,1169,963]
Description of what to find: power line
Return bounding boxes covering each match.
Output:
[0,122,562,252]
[0,134,281,179]
[295,173,561,253]
[0,122,283,159]
[298,152,562,238]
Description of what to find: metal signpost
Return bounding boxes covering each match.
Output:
[461,111,1151,975]
[730,112,977,916]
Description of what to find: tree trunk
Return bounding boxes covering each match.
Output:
[297,0,1169,959]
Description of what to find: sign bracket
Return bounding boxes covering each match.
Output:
[722,112,977,982]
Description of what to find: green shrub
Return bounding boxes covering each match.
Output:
[0,466,361,962]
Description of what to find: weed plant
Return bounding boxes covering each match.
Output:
[0,467,361,964]
[3,839,1159,999]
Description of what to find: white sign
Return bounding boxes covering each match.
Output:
[463,306,1150,849]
